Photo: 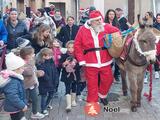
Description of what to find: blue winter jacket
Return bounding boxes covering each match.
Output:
[0,20,8,43]
[1,76,27,112]
[36,58,58,95]
[153,22,160,31]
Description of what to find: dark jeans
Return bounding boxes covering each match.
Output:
[26,87,38,114]
[77,82,86,95]
[41,91,54,111]
[114,63,120,80]
[64,81,77,95]
[55,67,61,93]
[154,62,160,71]
[10,111,24,120]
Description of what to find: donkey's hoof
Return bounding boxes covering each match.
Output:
[131,106,137,112]
[123,91,128,96]
[137,102,141,107]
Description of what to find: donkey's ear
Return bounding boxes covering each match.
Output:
[137,14,145,29]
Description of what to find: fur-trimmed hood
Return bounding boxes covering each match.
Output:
[0,70,24,88]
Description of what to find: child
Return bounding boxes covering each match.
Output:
[0,52,27,120]
[20,46,45,119]
[50,39,62,96]
[36,48,58,115]
[59,40,81,112]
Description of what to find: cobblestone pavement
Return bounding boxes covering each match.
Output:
[0,72,160,120]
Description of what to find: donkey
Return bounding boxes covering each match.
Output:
[116,21,158,112]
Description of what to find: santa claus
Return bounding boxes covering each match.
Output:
[74,10,120,115]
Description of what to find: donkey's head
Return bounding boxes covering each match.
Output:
[132,14,159,64]
[135,28,157,63]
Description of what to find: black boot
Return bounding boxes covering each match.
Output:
[100,97,109,106]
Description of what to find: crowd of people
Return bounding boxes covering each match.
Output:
[0,3,160,120]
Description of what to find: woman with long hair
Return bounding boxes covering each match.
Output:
[104,9,120,28]
[31,24,53,54]
[104,9,120,83]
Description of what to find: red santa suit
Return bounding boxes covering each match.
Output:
[74,11,120,103]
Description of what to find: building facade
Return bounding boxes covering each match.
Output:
[1,0,160,23]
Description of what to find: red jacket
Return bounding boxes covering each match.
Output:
[74,22,119,68]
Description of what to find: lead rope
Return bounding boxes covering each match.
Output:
[143,65,152,101]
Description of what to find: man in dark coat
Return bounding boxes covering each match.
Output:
[56,16,79,47]
[115,8,130,31]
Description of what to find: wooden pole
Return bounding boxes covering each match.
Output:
[128,0,135,24]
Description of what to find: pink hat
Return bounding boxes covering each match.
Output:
[49,11,54,17]
[89,10,103,21]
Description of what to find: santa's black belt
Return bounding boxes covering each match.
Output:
[83,47,107,55]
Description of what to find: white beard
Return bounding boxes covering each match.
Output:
[92,24,104,33]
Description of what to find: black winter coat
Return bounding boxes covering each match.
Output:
[119,17,129,31]
[59,53,81,83]
[56,24,79,47]
[36,58,58,95]
[6,20,28,50]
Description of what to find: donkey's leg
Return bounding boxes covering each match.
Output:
[137,73,144,107]
[120,69,128,96]
[128,72,138,112]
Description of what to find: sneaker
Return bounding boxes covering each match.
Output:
[20,117,27,120]
[144,71,149,84]
[31,112,45,119]
[144,77,148,84]
[77,95,82,101]
[42,110,49,116]
[47,105,53,110]
[100,98,109,106]
[155,71,159,79]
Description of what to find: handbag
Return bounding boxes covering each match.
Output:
[104,32,125,58]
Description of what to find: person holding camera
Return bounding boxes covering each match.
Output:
[59,40,80,112]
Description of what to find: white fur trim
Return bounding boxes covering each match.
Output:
[98,93,107,98]
[0,76,11,87]
[84,21,91,29]
[89,16,102,21]
[79,61,86,66]
[90,27,101,65]
[86,60,113,68]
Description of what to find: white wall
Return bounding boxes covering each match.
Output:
[155,0,160,14]
[94,0,104,16]
[104,0,128,17]
[79,0,94,9]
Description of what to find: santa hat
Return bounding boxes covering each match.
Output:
[5,52,25,71]
[89,10,103,22]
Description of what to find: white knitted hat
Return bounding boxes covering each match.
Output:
[5,52,25,70]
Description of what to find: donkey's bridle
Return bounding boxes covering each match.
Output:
[133,30,156,57]
[127,30,152,66]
